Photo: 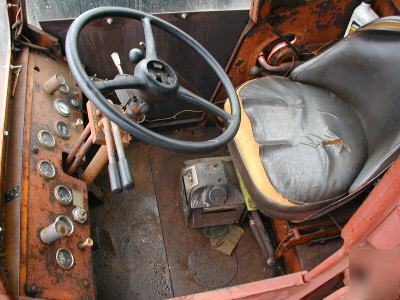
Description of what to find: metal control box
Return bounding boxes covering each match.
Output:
[180,157,246,229]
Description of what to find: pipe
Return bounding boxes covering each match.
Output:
[82,145,108,184]
[111,122,134,190]
[257,54,302,74]
[249,218,269,259]
[67,134,93,175]
[66,124,91,166]
[251,211,276,267]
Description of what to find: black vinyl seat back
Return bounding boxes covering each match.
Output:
[291,17,400,193]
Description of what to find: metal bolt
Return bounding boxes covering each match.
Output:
[32,145,39,154]
[83,279,90,288]
[72,207,88,224]
[0,227,4,233]
[180,13,188,19]
[106,17,113,25]
[75,118,84,127]
[25,283,40,296]
[10,65,22,70]
[3,131,8,136]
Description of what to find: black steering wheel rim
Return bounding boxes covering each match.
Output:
[65,6,240,153]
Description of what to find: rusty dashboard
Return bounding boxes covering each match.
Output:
[4,49,95,299]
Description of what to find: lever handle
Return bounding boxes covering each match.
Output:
[118,158,134,190]
[110,121,134,191]
[111,52,124,74]
[108,161,122,194]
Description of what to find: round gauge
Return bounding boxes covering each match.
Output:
[56,248,74,270]
[70,98,80,108]
[54,121,71,139]
[54,185,73,206]
[37,130,56,149]
[59,83,70,94]
[54,99,71,117]
[37,160,56,179]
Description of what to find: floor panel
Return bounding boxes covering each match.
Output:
[90,128,266,298]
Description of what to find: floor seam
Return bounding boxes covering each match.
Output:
[147,149,176,298]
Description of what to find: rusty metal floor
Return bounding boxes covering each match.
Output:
[89,128,266,299]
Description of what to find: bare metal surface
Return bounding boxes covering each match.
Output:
[89,128,266,298]
[27,0,250,27]
[188,247,238,289]
[91,143,173,299]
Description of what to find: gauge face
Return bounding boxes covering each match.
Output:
[38,130,56,149]
[70,98,80,108]
[54,121,70,139]
[56,248,74,270]
[59,83,69,94]
[37,160,56,179]
[54,185,72,206]
[54,99,71,117]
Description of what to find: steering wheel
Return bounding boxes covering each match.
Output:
[65,7,240,153]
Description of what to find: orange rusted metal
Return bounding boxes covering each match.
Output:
[212,0,362,102]
[87,101,106,145]
[82,145,108,184]
[67,134,93,174]
[65,124,91,166]
[4,49,95,299]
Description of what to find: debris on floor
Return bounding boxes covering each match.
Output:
[202,225,244,255]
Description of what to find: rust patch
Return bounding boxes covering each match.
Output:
[16,51,95,299]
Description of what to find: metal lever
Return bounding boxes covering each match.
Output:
[111,122,134,190]
[111,52,124,75]
[100,118,122,193]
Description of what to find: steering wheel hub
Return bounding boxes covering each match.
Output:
[147,60,177,87]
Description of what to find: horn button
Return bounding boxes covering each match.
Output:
[147,60,177,87]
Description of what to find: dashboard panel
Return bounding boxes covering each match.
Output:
[4,49,95,299]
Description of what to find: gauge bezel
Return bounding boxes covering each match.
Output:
[70,98,80,108]
[54,185,73,206]
[54,99,71,117]
[56,248,75,270]
[54,120,71,139]
[37,129,56,149]
[59,83,70,94]
[37,160,56,179]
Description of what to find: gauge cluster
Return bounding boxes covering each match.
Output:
[6,51,95,298]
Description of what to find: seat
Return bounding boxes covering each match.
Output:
[227,17,400,221]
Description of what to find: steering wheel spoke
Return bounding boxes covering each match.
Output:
[142,17,157,59]
[177,86,232,123]
[95,75,146,91]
